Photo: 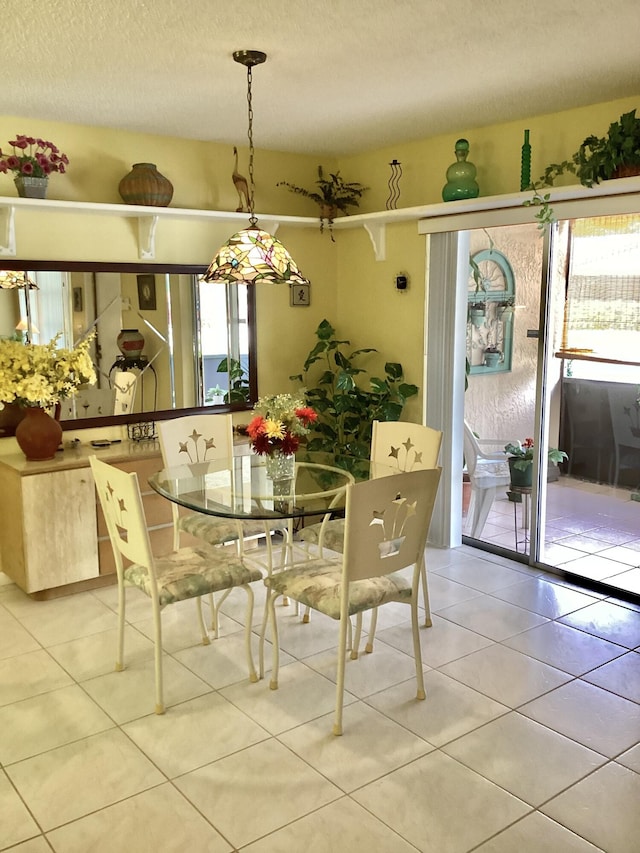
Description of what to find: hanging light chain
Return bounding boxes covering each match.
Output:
[246,64,256,226]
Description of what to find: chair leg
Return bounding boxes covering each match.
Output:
[208,588,233,637]
[333,609,350,737]
[470,486,498,538]
[350,612,363,659]
[195,597,211,645]
[410,596,426,701]
[241,584,258,683]
[420,559,432,628]
[266,589,281,690]
[258,589,270,681]
[152,601,165,715]
[115,580,126,672]
[365,608,378,654]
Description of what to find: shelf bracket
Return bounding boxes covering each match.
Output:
[137,215,159,259]
[363,222,386,261]
[0,204,16,256]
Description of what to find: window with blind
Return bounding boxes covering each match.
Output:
[561,214,640,380]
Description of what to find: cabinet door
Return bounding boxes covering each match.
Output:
[22,468,98,592]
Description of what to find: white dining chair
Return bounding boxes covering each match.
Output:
[264,467,441,735]
[90,455,262,715]
[298,420,442,630]
[157,413,286,634]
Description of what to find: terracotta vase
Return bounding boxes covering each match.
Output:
[118,163,173,207]
[116,329,145,358]
[15,407,63,461]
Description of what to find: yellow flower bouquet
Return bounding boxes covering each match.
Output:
[0,334,96,409]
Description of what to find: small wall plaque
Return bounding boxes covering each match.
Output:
[290,283,310,306]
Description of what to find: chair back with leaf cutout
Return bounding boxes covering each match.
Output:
[90,455,154,578]
[343,467,441,583]
[158,413,234,467]
[371,421,442,473]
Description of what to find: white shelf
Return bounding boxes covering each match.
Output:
[0,197,319,260]
[4,174,640,261]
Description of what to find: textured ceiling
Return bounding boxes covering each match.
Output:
[3,0,640,156]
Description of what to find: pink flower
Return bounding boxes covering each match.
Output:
[0,161,7,173]
[10,138,28,149]
[21,161,34,175]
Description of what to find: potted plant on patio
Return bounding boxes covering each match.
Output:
[504,438,568,487]
[277,166,367,240]
[524,108,640,227]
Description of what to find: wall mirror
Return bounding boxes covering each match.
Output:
[0,260,257,434]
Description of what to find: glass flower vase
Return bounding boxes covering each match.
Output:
[265,450,295,481]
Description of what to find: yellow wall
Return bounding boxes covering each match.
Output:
[2,94,639,425]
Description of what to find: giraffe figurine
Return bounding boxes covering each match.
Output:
[232,146,250,213]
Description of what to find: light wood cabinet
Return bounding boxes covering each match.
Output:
[0,465,98,593]
[0,441,168,597]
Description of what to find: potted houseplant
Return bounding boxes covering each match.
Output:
[483,346,502,367]
[290,318,418,459]
[277,166,367,240]
[525,108,640,227]
[0,134,70,198]
[504,438,568,488]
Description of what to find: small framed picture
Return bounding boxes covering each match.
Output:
[137,274,157,310]
[72,286,83,313]
[290,283,310,306]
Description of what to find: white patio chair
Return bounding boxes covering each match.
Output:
[264,467,441,735]
[463,420,510,538]
[90,455,262,715]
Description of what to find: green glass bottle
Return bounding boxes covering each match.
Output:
[442,139,479,201]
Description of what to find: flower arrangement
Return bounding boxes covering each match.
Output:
[0,135,70,178]
[246,393,317,456]
[504,438,568,471]
[0,334,96,409]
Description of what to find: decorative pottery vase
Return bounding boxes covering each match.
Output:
[508,457,533,489]
[15,407,63,461]
[265,450,295,482]
[0,401,27,437]
[118,163,174,207]
[442,139,479,201]
[116,329,145,358]
[14,175,49,199]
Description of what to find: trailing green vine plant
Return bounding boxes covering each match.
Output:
[289,319,418,458]
[524,109,640,230]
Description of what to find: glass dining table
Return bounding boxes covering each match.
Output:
[147,450,378,525]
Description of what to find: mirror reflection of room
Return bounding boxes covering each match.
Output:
[0,265,254,429]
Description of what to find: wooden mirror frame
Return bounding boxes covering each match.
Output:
[0,259,258,432]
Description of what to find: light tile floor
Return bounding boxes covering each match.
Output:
[1,544,639,852]
[474,476,640,598]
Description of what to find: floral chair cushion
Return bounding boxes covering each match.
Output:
[125,545,263,607]
[297,518,345,552]
[178,512,281,546]
[264,559,412,619]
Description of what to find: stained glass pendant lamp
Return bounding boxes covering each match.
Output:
[0,271,38,289]
[203,50,309,285]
